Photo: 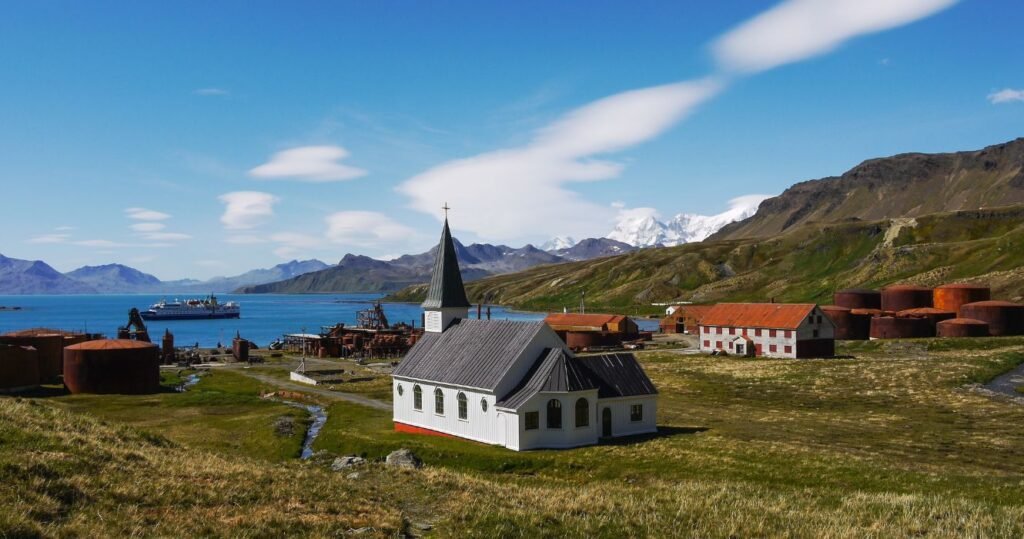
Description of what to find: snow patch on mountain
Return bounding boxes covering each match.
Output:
[606,194,771,247]
[540,236,576,251]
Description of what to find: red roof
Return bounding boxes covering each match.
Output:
[66,339,157,351]
[699,303,817,330]
[544,313,627,330]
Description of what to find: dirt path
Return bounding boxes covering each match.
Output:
[983,362,1024,402]
[228,367,391,411]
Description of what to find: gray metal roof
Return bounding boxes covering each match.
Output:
[393,319,547,390]
[497,348,597,409]
[422,218,471,309]
[574,353,658,398]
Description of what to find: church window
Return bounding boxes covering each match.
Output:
[546,399,562,429]
[525,411,539,430]
[413,385,422,410]
[575,398,589,427]
[457,392,468,420]
[481,398,488,413]
[630,404,643,422]
[434,388,444,415]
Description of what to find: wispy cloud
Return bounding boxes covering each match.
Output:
[218,191,278,230]
[73,239,172,249]
[26,233,71,244]
[125,207,171,221]
[138,232,191,241]
[193,87,229,96]
[988,88,1024,104]
[129,222,166,233]
[712,0,956,74]
[249,145,367,182]
[398,0,957,241]
[325,211,417,248]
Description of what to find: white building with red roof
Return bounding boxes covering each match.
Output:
[698,303,835,358]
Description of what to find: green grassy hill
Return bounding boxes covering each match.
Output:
[389,206,1024,313]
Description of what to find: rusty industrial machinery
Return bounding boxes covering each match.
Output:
[117,308,151,342]
[161,329,175,364]
[63,339,160,394]
[880,285,933,312]
[232,331,250,362]
[958,301,1024,336]
[833,289,882,310]
[933,283,991,313]
[357,302,390,330]
[936,318,990,338]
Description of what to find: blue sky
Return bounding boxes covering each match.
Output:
[1,0,1022,279]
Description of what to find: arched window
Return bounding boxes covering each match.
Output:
[434,388,444,415]
[546,399,562,429]
[457,392,468,420]
[413,385,422,410]
[575,398,589,427]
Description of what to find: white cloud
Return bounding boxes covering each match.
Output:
[125,207,171,221]
[225,234,267,245]
[193,87,229,96]
[130,222,166,232]
[712,0,957,74]
[55,225,76,231]
[218,191,278,230]
[325,211,416,248]
[249,145,367,182]
[27,233,71,244]
[138,232,191,241]
[988,88,1024,104]
[399,79,722,240]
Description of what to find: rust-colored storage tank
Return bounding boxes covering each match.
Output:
[881,285,933,312]
[0,344,40,392]
[63,339,160,394]
[822,305,870,340]
[869,316,931,339]
[161,330,175,364]
[959,301,1024,336]
[896,308,957,337]
[0,334,65,383]
[933,284,991,313]
[936,318,990,338]
[833,289,882,310]
[232,335,250,363]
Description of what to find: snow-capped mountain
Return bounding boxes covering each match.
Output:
[606,194,771,247]
[540,236,576,251]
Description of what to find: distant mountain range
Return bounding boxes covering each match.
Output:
[236,238,632,294]
[0,257,329,295]
[604,195,768,248]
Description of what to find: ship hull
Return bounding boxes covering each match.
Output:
[140,312,240,321]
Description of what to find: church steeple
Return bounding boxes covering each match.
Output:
[422,212,470,332]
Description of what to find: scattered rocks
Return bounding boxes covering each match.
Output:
[273,416,295,437]
[346,472,361,480]
[385,448,422,469]
[331,455,367,471]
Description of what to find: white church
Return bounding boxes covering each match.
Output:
[392,216,658,451]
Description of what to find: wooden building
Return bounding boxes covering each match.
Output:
[698,303,835,358]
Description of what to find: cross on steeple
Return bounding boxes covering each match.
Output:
[442,202,451,219]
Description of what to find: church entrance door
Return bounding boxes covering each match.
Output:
[601,408,612,437]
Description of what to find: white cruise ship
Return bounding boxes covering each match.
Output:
[140,295,240,320]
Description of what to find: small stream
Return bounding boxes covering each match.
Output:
[176,373,202,392]
[280,401,328,460]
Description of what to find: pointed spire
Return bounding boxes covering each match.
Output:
[422,218,470,309]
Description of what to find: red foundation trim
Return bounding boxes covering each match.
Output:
[394,422,456,438]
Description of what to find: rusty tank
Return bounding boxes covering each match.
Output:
[0,344,40,392]
[958,301,1024,336]
[880,285,933,312]
[0,333,65,383]
[63,339,160,394]
[933,284,991,313]
[833,289,882,310]
[869,316,932,339]
[822,305,869,340]
[896,308,957,337]
[936,318,990,338]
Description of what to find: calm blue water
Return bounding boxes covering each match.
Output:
[0,294,544,348]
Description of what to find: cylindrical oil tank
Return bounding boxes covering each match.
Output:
[959,301,1024,336]
[936,318,990,338]
[933,284,991,313]
[833,289,882,310]
[881,285,933,312]
[0,334,65,383]
[896,308,957,337]
[870,316,931,339]
[0,344,40,391]
[63,339,160,394]
[565,331,605,350]
[822,306,857,340]
[233,337,250,362]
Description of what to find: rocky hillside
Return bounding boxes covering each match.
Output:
[65,264,163,293]
[388,205,1024,312]
[0,254,96,294]
[712,138,1024,241]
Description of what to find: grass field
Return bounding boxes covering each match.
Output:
[3,337,1024,536]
